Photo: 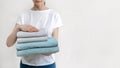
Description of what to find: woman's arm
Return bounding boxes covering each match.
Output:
[6,24,20,47]
[42,28,59,56]
[52,28,59,40]
[6,24,39,47]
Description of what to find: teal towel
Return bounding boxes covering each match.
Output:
[17,46,59,57]
[17,36,48,43]
[17,29,47,38]
[16,38,58,51]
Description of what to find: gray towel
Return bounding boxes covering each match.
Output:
[17,29,47,38]
[17,36,48,43]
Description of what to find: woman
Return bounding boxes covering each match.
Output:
[6,0,63,68]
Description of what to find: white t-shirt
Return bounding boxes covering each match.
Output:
[16,9,63,66]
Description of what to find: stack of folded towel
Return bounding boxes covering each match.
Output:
[16,29,59,57]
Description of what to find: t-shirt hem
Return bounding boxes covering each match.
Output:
[21,60,55,66]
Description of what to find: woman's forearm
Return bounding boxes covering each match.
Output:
[6,24,20,47]
[52,28,59,40]
[6,24,39,47]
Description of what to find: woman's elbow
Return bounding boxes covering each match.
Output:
[6,37,15,47]
[6,40,13,47]
[6,43,12,47]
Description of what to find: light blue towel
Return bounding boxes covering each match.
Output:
[17,46,59,56]
[17,36,48,43]
[17,29,47,38]
[16,38,58,51]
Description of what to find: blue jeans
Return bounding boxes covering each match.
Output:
[20,61,56,68]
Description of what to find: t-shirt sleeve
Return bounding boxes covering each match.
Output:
[53,13,63,29]
[16,14,23,25]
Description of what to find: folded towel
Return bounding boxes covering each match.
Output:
[17,46,59,56]
[17,29,47,38]
[17,36,48,43]
[16,37,58,51]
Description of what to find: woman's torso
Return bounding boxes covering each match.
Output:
[19,9,58,66]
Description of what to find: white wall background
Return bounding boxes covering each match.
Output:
[1,0,120,68]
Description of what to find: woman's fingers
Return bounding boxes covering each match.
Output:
[27,26,39,32]
[20,24,39,32]
[29,28,38,32]
[31,27,38,31]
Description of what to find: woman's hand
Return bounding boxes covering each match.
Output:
[20,24,39,32]
[6,24,39,47]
